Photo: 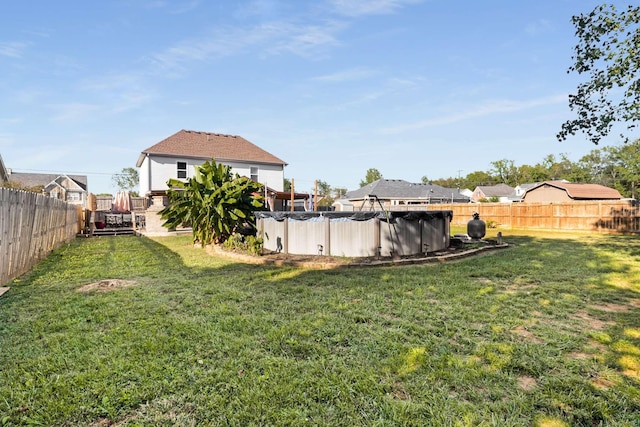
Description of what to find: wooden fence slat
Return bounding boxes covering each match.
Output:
[0,189,78,286]
[370,199,640,233]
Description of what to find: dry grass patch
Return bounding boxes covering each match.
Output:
[572,310,613,331]
[517,375,537,392]
[511,325,544,344]
[589,302,631,313]
[77,279,138,293]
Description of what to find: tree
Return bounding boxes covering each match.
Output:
[558,4,640,145]
[359,168,383,187]
[607,139,640,197]
[490,159,519,186]
[461,171,496,190]
[159,159,264,246]
[0,180,43,193]
[315,179,334,207]
[112,167,139,195]
[578,148,609,185]
[316,180,332,197]
[313,180,347,207]
[333,187,347,199]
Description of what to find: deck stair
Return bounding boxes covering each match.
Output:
[92,227,138,237]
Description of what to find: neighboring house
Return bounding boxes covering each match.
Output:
[459,188,473,199]
[136,130,287,197]
[508,182,540,202]
[472,183,514,202]
[509,180,571,202]
[5,171,88,206]
[339,179,470,210]
[44,175,88,205]
[522,181,622,202]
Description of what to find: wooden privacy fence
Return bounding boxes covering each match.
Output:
[0,188,79,286]
[396,200,640,233]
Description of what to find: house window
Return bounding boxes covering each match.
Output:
[177,162,187,179]
[250,167,258,182]
[67,192,80,201]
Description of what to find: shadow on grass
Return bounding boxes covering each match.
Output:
[1,232,639,426]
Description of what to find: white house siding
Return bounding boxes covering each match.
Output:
[223,161,284,192]
[138,155,284,195]
[138,155,150,196]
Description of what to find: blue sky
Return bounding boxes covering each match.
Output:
[0,0,633,194]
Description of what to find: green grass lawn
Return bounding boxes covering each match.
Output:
[1,230,639,426]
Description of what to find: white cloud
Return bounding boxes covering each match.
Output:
[145,0,200,14]
[149,20,344,70]
[110,92,153,114]
[525,19,552,36]
[49,103,100,123]
[0,42,29,58]
[0,117,22,125]
[312,67,377,83]
[328,0,423,17]
[381,94,567,133]
[266,22,342,58]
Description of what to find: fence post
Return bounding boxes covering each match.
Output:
[324,216,331,256]
[283,217,289,254]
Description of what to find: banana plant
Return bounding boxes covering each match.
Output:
[160,159,264,245]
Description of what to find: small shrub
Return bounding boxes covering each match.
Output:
[223,233,263,256]
[486,220,499,228]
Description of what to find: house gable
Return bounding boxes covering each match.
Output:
[136,130,287,167]
[522,181,622,202]
[6,172,87,190]
[472,183,514,202]
[137,130,287,195]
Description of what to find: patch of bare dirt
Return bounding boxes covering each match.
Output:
[77,279,138,293]
[390,382,411,400]
[511,325,544,344]
[570,351,591,359]
[572,310,614,331]
[517,375,537,391]
[589,302,632,313]
[591,376,616,390]
[503,283,538,295]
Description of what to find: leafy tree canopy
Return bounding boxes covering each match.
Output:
[559,4,640,144]
[160,159,264,246]
[1,180,43,193]
[359,168,383,187]
[112,167,139,195]
[424,139,640,198]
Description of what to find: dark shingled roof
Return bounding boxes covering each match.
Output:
[475,183,514,197]
[344,179,470,202]
[137,129,287,166]
[8,172,87,191]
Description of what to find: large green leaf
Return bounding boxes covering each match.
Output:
[160,158,265,245]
